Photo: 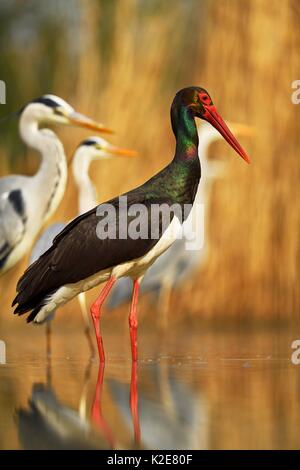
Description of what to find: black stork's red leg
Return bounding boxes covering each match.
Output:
[90,276,117,362]
[129,279,140,362]
[91,363,115,448]
[130,361,141,444]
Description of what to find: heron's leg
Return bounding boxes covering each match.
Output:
[45,323,52,387]
[78,292,95,358]
[78,360,93,421]
[91,363,115,448]
[130,361,141,444]
[128,279,140,362]
[45,322,52,359]
[90,276,116,362]
[157,281,172,330]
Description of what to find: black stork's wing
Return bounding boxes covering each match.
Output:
[13,190,175,315]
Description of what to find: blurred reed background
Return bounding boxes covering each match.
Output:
[0,0,299,327]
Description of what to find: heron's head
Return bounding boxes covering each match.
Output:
[21,94,113,133]
[76,136,138,161]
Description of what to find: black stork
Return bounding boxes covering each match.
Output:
[12,87,250,362]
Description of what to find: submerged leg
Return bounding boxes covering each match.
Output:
[128,279,140,362]
[90,276,116,362]
[78,292,95,358]
[130,361,141,444]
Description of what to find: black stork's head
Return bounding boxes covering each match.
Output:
[172,87,250,163]
[20,94,113,134]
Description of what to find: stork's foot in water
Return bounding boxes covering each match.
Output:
[129,279,140,362]
[90,277,116,362]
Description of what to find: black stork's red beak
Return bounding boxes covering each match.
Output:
[202,105,251,164]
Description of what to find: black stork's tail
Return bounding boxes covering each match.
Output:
[12,248,58,323]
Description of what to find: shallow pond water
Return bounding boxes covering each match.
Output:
[0,323,299,449]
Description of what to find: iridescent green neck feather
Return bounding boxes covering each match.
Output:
[138,98,201,208]
[171,105,199,161]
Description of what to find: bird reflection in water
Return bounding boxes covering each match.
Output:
[15,357,140,449]
[91,363,115,448]
[16,361,105,449]
[16,359,207,449]
[109,361,207,450]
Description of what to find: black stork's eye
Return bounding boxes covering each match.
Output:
[198,92,211,105]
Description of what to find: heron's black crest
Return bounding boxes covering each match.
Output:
[80,139,97,147]
[17,96,60,115]
[31,96,59,109]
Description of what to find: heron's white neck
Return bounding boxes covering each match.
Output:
[72,148,97,215]
[185,126,224,238]
[19,111,68,223]
[194,125,224,204]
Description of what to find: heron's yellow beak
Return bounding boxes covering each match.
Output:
[101,143,138,158]
[56,109,114,134]
[67,111,114,134]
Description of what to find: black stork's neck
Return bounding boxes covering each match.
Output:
[171,104,199,162]
[139,100,201,209]
[143,102,201,209]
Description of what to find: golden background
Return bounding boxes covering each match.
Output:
[0,1,300,451]
[0,0,299,326]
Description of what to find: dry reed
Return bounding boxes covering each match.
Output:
[0,0,299,325]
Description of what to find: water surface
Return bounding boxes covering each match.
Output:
[0,324,299,449]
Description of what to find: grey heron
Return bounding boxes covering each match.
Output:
[29,136,137,356]
[0,95,112,275]
[107,122,252,327]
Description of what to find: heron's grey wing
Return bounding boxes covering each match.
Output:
[107,277,132,309]
[30,223,66,264]
[0,189,26,269]
[144,237,202,288]
[107,240,190,309]
[144,240,186,282]
[107,237,203,309]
